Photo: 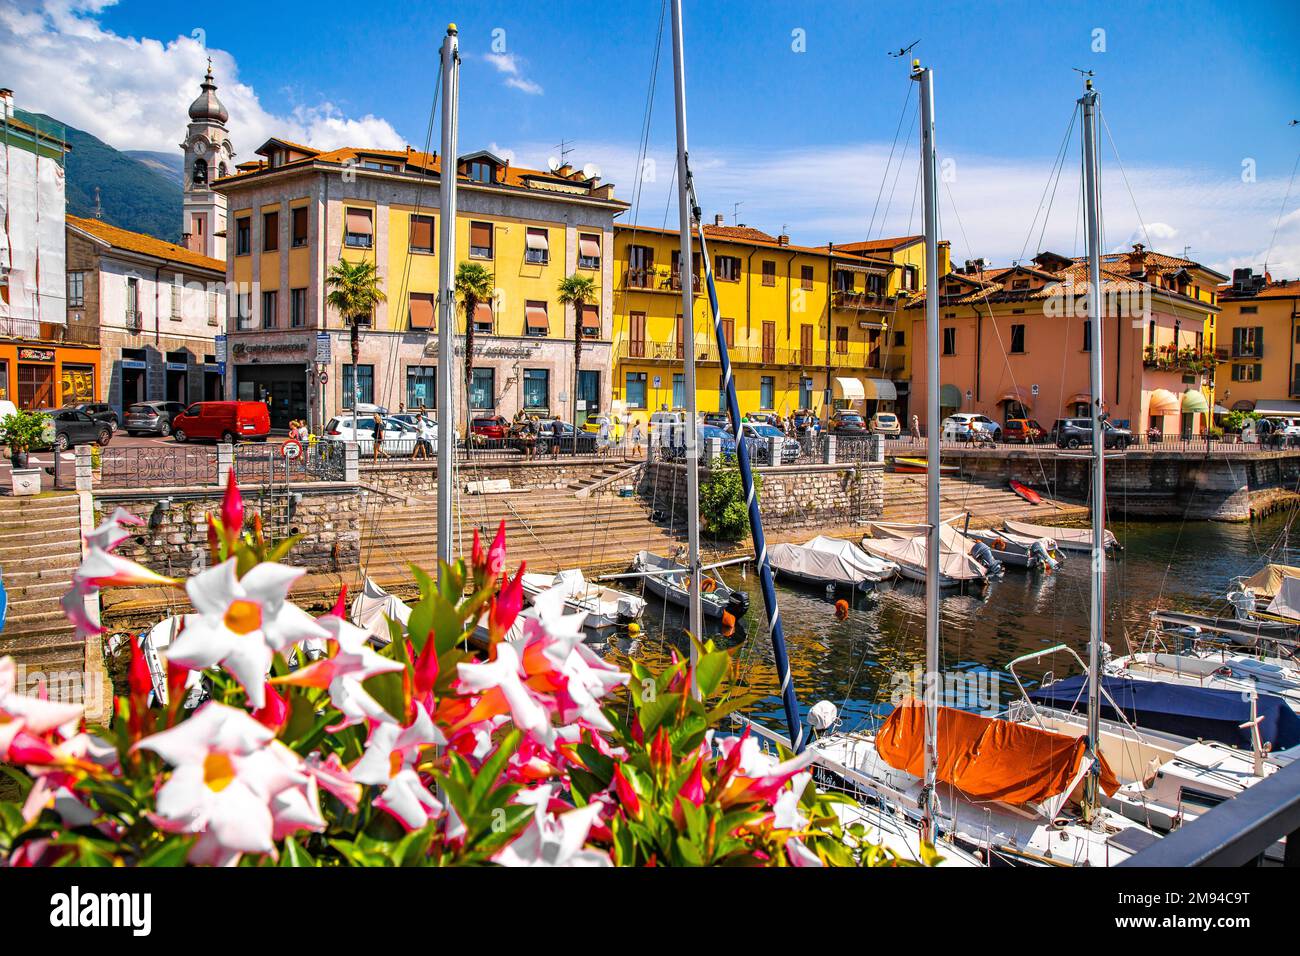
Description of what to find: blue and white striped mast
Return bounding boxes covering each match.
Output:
[670,0,804,751]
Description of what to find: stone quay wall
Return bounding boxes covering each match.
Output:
[359,456,628,498]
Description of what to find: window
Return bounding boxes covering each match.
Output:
[292,207,309,247]
[290,289,307,328]
[672,373,686,409]
[868,274,885,296]
[580,303,600,338]
[235,291,252,331]
[834,270,854,292]
[1240,306,1258,315]
[760,376,775,410]
[942,327,956,355]
[126,277,139,326]
[1011,278,1029,290]
[762,321,776,364]
[343,364,374,407]
[524,301,549,337]
[468,161,494,183]
[1083,320,1092,352]
[836,326,849,354]
[261,291,278,329]
[193,158,208,185]
[761,260,776,287]
[525,227,549,264]
[469,221,493,259]
[1232,363,1260,382]
[67,271,84,308]
[626,371,648,409]
[263,211,279,252]
[344,208,373,249]
[61,364,95,404]
[1233,326,1263,358]
[235,217,251,256]
[801,265,815,291]
[893,330,905,348]
[406,366,436,409]
[578,233,600,270]
[716,256,741,282]
[191,214,206,243]
[721,317,735,346]
[902,266,918,292]
[628,245,654,287]
[523,369,549,410]
[470,368,495,409]
[410,215,435,254]
[171,281,183,319]
[408,292,435,330]
[1148,319,1157,345]
[801,324,814,364]
[472,302,494,334]
[628,312,646,358]
[1010,324,1025,354]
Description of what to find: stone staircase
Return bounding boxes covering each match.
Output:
[568,462,639,496]
[358,486,677,585]
[881,471,1089,527]
[0,494,86,680]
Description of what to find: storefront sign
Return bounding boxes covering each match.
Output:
[121,360,147,370]
[165,362,188,371]
[18,348,54,362]
[231,341,310,361]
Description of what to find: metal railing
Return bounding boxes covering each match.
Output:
[234,441,347,483]
[97,445,216,489]
[0,316,100,345]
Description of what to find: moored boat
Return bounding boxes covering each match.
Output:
[891,456,959,475]
[861,520,1000,586]
[769,535,898,590]
[520,568,644,630]
[1002,517,1119,552]
[632,550,749,620]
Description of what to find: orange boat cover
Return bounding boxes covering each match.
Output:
[875,698,1119,805]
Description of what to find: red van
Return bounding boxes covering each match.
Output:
[171,401,271,444]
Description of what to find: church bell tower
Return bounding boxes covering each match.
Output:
[181,60,233,260]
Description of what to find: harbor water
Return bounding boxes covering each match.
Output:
[609,514,1296,738]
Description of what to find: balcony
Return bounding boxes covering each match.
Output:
[1143,345,1217,374]
[0,315,101,346]
[624,267,703,295]
[832,289,897,313]
[617,339,886,370]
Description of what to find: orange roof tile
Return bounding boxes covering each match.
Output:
[67,215,224,273]
[1217,277,1300,300]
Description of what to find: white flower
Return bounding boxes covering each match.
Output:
[276,615,405,729]
[495,792,612,867]
[352,704,444,831]
[164,559,329,708]
[456,641,553,747]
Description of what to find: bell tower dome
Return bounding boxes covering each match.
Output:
[181,59,233,260]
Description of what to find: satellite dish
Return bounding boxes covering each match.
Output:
[547,156,561,172]
[582,162,601,180]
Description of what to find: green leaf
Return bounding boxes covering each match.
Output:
[137,838,192,867]
[280,835,315,867]
[360,670,406,723]
[637,691,682,737]
[695,650,730,698]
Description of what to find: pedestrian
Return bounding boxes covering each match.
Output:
[910,413,921,445]
[597,416,611,458]
[371,412,389,460]
[412,412,434,460]
[632,418,645,458]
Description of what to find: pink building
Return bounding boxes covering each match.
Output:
[909,246,1224,436]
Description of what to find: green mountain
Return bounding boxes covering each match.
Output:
[20,110,182,243]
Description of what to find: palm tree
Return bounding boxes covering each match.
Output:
[325,259,385,408]
[455,262,495,441]
[557,273,597,452]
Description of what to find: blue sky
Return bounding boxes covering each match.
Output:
[3,0,1298,272]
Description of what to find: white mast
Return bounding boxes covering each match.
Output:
[436,23,460,579]
[670,0,704,654]
[1079,76,1106,815]
[913,59,941,845]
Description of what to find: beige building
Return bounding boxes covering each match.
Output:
[1214,268,1300,416]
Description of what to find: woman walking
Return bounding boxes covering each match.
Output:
[371,412,390,460]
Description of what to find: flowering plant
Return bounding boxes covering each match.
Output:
[0,475,911,867]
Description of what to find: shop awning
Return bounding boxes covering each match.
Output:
[1181,389,1209,414]
[999,386,1032,406]
[525,303,549,333]
[940,384,962,408]
[834,377,865,401]
[1148,388,1180,414]
[863,378,897,401]
[1232,400,1256,412]
[408,293,435,330]
[1212,404,1229,415]
[1253,399,1300,416]
[1066,391,1093,406]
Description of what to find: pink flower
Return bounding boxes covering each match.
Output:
[489,564,526,643]
[455,642,553,747]
[487,519,507,578]
[612,764,642,819]
[274,615,405,729]
[496,786,612,867]
[220,470,244,547]
[251,681,289,731]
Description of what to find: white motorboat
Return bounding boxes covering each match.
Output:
[1002,518,1118,553]
[520,568,644,630]
[861,520,1000,586]
[964,526,1062,571]
[768,535,898,590]
[632,550,749,620]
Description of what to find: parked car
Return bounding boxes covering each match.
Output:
[470,415,510,443]
[870,411,901,436]
[829,412,869,436]
[533,420,596,454]
[1054,417,1133,450]
[701,412,732,431]
[123,401,187,437]
[171,401,271,444]
[35,408,113,451]
[941,413,1002,442]
[60,402,119,431]
[1003,418,1047,444]
[698,423,738,460]
[739,422,799,464]
[323,415,421,455]
[791,409,819,435]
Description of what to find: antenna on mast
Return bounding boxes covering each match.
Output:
[889,39,920,58]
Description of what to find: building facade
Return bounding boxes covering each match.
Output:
[0,91,101,408]
[66,216,225,417]
[1213,268,1300,417]
[181,65,233,262]
[611,221,938,423]
[214,142,625,430]
[910,245,1224,436]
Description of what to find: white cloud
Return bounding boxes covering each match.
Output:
[0,0,405,162]
[482,52,543,96]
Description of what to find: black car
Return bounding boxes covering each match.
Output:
[60,402,119,431]
[829,412,868,435]
[124,401,188,437]
[38,408,113,451]
[701,412,732,431]
[536,421,597,454]
[1054,417,1132,450]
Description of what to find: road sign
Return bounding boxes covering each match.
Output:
[281,439,303,460]
[1031,383,1040,396]
[215,334,227,363]
[315,332,331,363]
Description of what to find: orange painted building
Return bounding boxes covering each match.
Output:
[910,245,1224,435]
[0,340,101,409]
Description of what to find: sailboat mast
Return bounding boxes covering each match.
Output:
[914,60,941,844]
[436,23,460,580]
[1079,78,1106,811]
[670,0,705,654]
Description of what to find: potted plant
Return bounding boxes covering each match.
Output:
[0,407,47,469]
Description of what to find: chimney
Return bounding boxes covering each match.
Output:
[714,214,725,227]
[963,258,985,275]
[1232,267,1254,292]
[777,234,790,246]
[0,89,12,121]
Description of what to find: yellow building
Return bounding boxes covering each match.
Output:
[1215,268,1300,417]
[216,142,625,429]
[612,219,942,423]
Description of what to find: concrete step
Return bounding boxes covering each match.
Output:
[0,556,82,582]
[1,578,71,602]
